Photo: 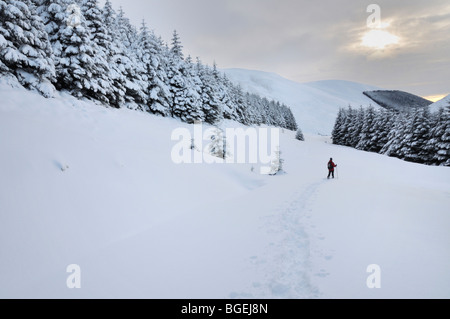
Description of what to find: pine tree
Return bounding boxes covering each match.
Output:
[221,74,238,121]
[430,106,450,166]
[332,108,346,145]
[284,106,298,131]
[232,84,249,125]
[341,106,356,146]
[170,30,183,60]
[197,61,222,124]
[102,1,145,108]
[167,30,197,122]
[183,55,204,122]
[348,107,364,148]
[80,0,119,106]
[34,0,111,103]
[402,108,432,164]
[0,0,55,96]
[97,0,129,108]
[208,127,226,159]
[136,21,171,116]
[56,3,110,103]
[341,106,357,147]
[268,147,284,175]
[381,113,408,160]
[81,0,109,49]
[116,7,137,50]
[102,0,115,27]
[295,128,305,141]
[356,106,377,151]
[34,0,69,58]
[372,109,395,153]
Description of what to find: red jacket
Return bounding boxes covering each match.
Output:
[328,161,337,171]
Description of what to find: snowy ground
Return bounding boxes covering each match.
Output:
[1,81,449,299]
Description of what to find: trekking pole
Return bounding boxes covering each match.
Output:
[336,167,339,179]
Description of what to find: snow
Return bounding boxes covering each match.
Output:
[223,68,383,135]
[430,94,450,113]
[0,82,449,299]
[0,34,7,48]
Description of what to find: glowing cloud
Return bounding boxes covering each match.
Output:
[361,29,400,49]
[424,94,448,102]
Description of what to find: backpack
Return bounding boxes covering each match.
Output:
[328,162,333,170]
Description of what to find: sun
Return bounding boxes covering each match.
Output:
[361,29,399,50]
[424,94,448,103]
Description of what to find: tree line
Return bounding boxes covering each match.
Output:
[332,105,450,166]
[0,0,298,130]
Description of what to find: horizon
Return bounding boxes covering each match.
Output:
[99,0,449,100]
[221,67,448,103]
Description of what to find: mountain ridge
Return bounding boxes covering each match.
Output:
[223,68,383,135]
[429,94,450,113]
[363,90,433,112]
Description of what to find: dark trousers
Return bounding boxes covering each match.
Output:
[328,170,335,178]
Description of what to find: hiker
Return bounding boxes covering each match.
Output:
[327,158,337,179]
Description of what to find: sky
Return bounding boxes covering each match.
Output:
[100,0,450,101]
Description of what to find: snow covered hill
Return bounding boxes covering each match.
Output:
[223,68,383,135]
[1,81,449,299]
[430,94,450,113]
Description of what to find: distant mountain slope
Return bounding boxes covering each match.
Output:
[363,90,433,112]
[429,94,450,113]
[223,68,382,135]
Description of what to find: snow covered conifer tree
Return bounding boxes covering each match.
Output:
[95,0,129,108]
[102,2,145,108]
[402,107,433,164]
[0,0,55,96]
[372,109,395,153]
[349,107,364,148]
[356,106,377,151]
[430,106,450,166]
[341,106,358,147]
[197,61,222,124]
[102,0,115,27]
[55,3,111,103]
[231,84,249,125]
[268,147,284,175]
[247,93,264,126]
[341,106,356,146]
[170,30,183,60]
[221,74,238,121]
[33,0,70,60]
[208,127,226,159]
[381,113,408,160]
[35,0,112,103]
[332,108,346,145]
[296,128,305,141]
[136,21,171,116]
[80,0,120,106]
[81,0,110,50]
[167,30,196,122]
[183,55,204,122]
[284,106,298,131]
[116,7,137,49]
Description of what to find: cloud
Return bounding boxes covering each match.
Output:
[102,0,449,96]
